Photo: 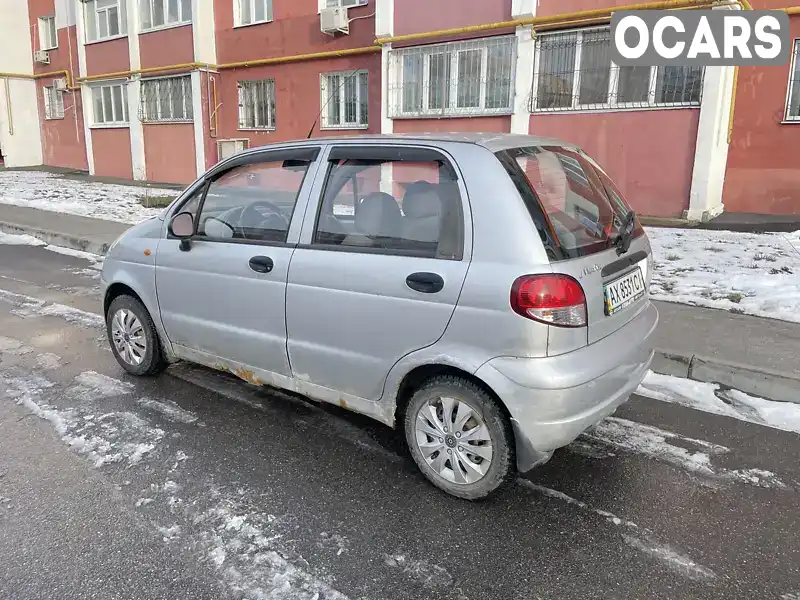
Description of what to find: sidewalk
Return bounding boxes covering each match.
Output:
[2,204,799,403]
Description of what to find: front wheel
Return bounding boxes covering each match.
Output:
[404,375,515,501]
[106,295,167,376]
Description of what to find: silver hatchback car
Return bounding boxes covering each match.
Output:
[101,133,658,500]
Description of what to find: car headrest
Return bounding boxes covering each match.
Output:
[403,182,442,219]
[355,192,402,237]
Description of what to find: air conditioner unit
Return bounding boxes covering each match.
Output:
[217,139,249,162]
[34,50,50,65]
[320,6,349,35]
[53,77,68,91]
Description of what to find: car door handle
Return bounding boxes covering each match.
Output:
[248,255,274,273]
[406,272,444,294]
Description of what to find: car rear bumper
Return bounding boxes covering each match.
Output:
[474,301,658,472]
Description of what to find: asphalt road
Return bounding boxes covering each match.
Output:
[0,243,798,600]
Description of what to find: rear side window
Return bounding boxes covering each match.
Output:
[495,146,639,261]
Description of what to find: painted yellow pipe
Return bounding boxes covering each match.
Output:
[218,45,381,70]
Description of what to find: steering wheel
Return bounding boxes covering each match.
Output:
[238,200,289,240]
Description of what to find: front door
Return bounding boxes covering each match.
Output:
[286,144,471,402]
[155,147,321,378]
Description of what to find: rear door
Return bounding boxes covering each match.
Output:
[497,145,651,346]
[285,144,471,401]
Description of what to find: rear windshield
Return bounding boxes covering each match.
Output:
[495,146,640,261]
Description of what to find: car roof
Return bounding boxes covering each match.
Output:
[238,133,579,155]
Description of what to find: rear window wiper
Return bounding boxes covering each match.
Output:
[612,210,637,255]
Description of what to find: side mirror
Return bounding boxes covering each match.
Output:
[168,211,194,252]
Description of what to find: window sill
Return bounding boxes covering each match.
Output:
[39,46,58,52]
[85,34,128,46]
[140,22,192,35]
[390,110,512,119]
[45,116,65,121]
[780,119,800,124]
[233,19,274,29]
[238,127,276,131]
[529,104,701,116]
[320,124,369,130]
[90,123,130,129]
[142,120,195,125]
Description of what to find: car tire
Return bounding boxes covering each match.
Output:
[106,295,167,377]
[404,375,515,501]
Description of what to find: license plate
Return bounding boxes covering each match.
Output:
[603,267,646,316]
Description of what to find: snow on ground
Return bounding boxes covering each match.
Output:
[638,371,800,436]
[0,170,177,224]
[646,227,800,323]
[519,480,717,582]
[0,230,105,267]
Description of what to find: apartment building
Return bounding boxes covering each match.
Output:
[1,0,799,218]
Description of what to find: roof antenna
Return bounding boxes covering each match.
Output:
[307,69,363,139]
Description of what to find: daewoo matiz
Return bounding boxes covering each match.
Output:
[101,133,658,500]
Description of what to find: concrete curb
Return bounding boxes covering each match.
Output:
[0,221,114,256]
[652,350,800,405]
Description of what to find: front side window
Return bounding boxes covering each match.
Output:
[785,39,800,121]
[236,0,273,26]
[39,16,58,50]
[532,27,704,112]
[389,35,515,118]
[238,79,276,130]
[43,85,65,119]
[91,82,129,126]
[140,0,192,30]
[84,0,127,42]
[194,157,313,243]
[321,70,368,129]
[140,76,193,122]
[313,148,464,259]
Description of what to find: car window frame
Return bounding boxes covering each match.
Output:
[165,146,322,248]
[303,143,466,261]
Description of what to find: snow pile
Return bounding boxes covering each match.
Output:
[579,416,786,489]
[0,170,178,224]
[646,227,800,323]
[0,288,104,329]
[0,232,46,246]
[638,371,800,436]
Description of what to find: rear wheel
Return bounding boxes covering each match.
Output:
[106,295,167,376]
[404,375,515,501]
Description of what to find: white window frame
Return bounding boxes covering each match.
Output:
[320,70,368,130]
[320,0,368,9]
[43,85,65,120]
[531,26,705,114]
[783,38,800,123]
[90,82,130,127]
[140,75,193,122]
[140,0,192,32]
[84,0,127,43]
[237,79,276,130]
[390,36,516,118]
[234,0,273,27]
[39,15,58,51]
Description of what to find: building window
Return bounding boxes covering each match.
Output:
[324,0,368,7]
[785,40,800,121]
[43,85,64,119]
[84,0,127,42]
[39,16,58,50]
[238,79,276,130]
[91,82,129,126]
[531,27,705,113]
[235,0,273,26]
[140,0,192,31]
[140,76,193,122]
[321,70,368,129]
[388,36,516,118]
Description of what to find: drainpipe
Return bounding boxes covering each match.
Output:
[3,78,12,135]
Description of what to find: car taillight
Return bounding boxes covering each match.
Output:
[510,274,587,328]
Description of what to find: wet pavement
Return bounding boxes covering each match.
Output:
[0,244,798,600]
